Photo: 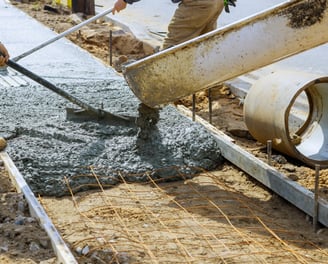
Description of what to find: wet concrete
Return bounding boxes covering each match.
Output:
[0,1,223,196]
[0,76,222,196]
[136,103,160,140]
[283,0,327,28]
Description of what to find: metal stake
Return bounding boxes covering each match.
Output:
[267,140,272,166]
[109,30,113,66]
[192,94,196,121]
[313,164,320,232]
[208,88,212,124]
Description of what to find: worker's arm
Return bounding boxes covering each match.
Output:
[112,0,141,14]
[0,42,9,66]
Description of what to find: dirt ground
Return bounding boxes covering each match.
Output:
[1,0,328,263]
[0,159,56,263]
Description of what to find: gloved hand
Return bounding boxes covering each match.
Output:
[224,0,237,13]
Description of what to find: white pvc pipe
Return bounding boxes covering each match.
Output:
[244,71,328,168]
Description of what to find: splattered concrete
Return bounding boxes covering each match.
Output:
[0,75,222,196]
[283,0,327,28]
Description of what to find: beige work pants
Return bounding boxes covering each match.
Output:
[162,0,224,49]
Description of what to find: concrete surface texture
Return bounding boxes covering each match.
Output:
[0,0,222,196]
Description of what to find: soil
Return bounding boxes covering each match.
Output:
[1,0,328,263]
[0,159,56,263]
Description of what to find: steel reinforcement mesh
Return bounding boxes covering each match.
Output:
[41,166,328,264]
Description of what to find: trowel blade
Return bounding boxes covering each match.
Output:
[66,108,136,126]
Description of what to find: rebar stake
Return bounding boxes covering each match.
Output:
[267,140,272,166]
[192,94,196,121]
[208,88,212,124]
[109,30,113,66]
[313,164,320,232]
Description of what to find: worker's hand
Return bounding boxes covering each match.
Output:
[224,0,237,13]
[0,43,9,67]
[112,0,127,14]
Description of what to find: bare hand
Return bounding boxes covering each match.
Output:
[112,0,127,14]
[0,43,9,66]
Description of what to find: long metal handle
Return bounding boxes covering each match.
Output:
[1,51,136,125]
[12,7,113,62]
[6,58,101,114]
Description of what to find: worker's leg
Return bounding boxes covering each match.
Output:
[162,0,224,49]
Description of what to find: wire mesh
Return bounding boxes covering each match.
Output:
[41,166,328,264]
